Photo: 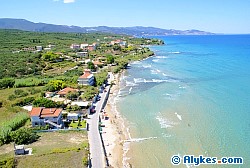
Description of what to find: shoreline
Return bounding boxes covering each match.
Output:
[101,54,156,167]
[101,72,130,167]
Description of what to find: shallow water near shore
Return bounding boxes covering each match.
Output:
[116,35,250,167]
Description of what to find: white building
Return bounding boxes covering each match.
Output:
[76,52,88,57]
[78,69,95,86]
[70,44,80,49]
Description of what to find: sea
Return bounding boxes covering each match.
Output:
[115,35,250,168]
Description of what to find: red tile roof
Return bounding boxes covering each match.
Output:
[79,69,93,79]
[57,87,78,95]
[30,107,62,117]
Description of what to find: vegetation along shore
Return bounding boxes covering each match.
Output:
[0,29,163,167]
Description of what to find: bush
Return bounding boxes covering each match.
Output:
[14,78,47,88]
[8,94,16,101]
[10,127,39,145]
[14,89,28,97]
[0,78,15,89]
[0,112,29,145]
[82,157,88,166]
[27,87,41,95]
[13,97,35,106]
[33,97,58,108]
[0,157,14,168]
[45,80,66,92]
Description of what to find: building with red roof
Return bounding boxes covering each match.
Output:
[78,69,95,86]
[57,87,78,97]
[30,107,63,128]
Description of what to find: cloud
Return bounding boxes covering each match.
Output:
[64,0,75,3]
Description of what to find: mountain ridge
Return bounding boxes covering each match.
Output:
[0,18,214,36]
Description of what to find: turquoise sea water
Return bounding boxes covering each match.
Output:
[116,35,250,168]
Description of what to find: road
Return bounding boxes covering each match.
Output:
[87,85,110,168]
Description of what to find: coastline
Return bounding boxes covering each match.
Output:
[101,72,129,167]
[100,50,157,167]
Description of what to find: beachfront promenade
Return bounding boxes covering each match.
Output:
[87,83,111,168]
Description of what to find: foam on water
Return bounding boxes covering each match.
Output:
[155,56,168,59]
[156,113,177,129]
[168,51,181,54]
[124,136,157,143]
[142,64,152,68]
[175,112,182,121]
[152,59,160,62]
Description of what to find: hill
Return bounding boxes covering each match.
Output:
[0,18,214,36]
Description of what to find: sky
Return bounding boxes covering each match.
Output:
[1,0,250,34]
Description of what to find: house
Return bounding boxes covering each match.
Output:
[30,107,63,128]
[67,113,80,121]
[45,92,55,98]
[57,87,78,97]
[76,52,88,57]
[87,45,96,51]
[71,101,89,108]
[80,44,89,51]
[48,44,55,48]
[70,44,80,49]
[44,47,51,51]
[93,60,104,67]
[36,46,43,51]
[111,40,126,47]
[78,69,95,86]
[14,144,25,155]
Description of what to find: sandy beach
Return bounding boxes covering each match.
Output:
[101,73,129,168]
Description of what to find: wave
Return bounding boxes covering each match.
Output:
[134,78,178,84]
[124,136,157,143]
[131,61,141,65]
[150,69,158,75]
[164,93,177,100]
[152,59,160,62]
[178,85,186,89]
[133,78,144,83]
[125,80,138,86]
[168,51,181,54]
[129,87,133,94]
[162,133,172,138]
[162,73,168,76]
[175,112,182,121]
[142,64,152,68]
[155,56,168,59]
[156,114,176,129]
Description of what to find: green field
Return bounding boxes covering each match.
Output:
[0,131,89,168]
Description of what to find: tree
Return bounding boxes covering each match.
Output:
[81,86,97,101]
[0,78,15,89]
[95,71,108,86]
[33,98,57,108]
[87,62,95,71]
[10,128,39,145]
[45,80,66,92]
[66,91,80,100]
[42,52,59,62]
[113,44,121,51]
[106,55,114,64]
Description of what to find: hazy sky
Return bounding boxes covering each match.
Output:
[1,0,250,34]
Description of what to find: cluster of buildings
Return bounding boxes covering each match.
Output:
[18,44,55,53]
[29,69,98,129]
[110,39,127,47]
[70,43,97,51]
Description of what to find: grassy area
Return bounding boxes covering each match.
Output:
[69,120,87,129]
[0,86,43,124]
[0,131,89,168]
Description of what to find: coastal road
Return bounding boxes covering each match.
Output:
[87,85,110,168]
